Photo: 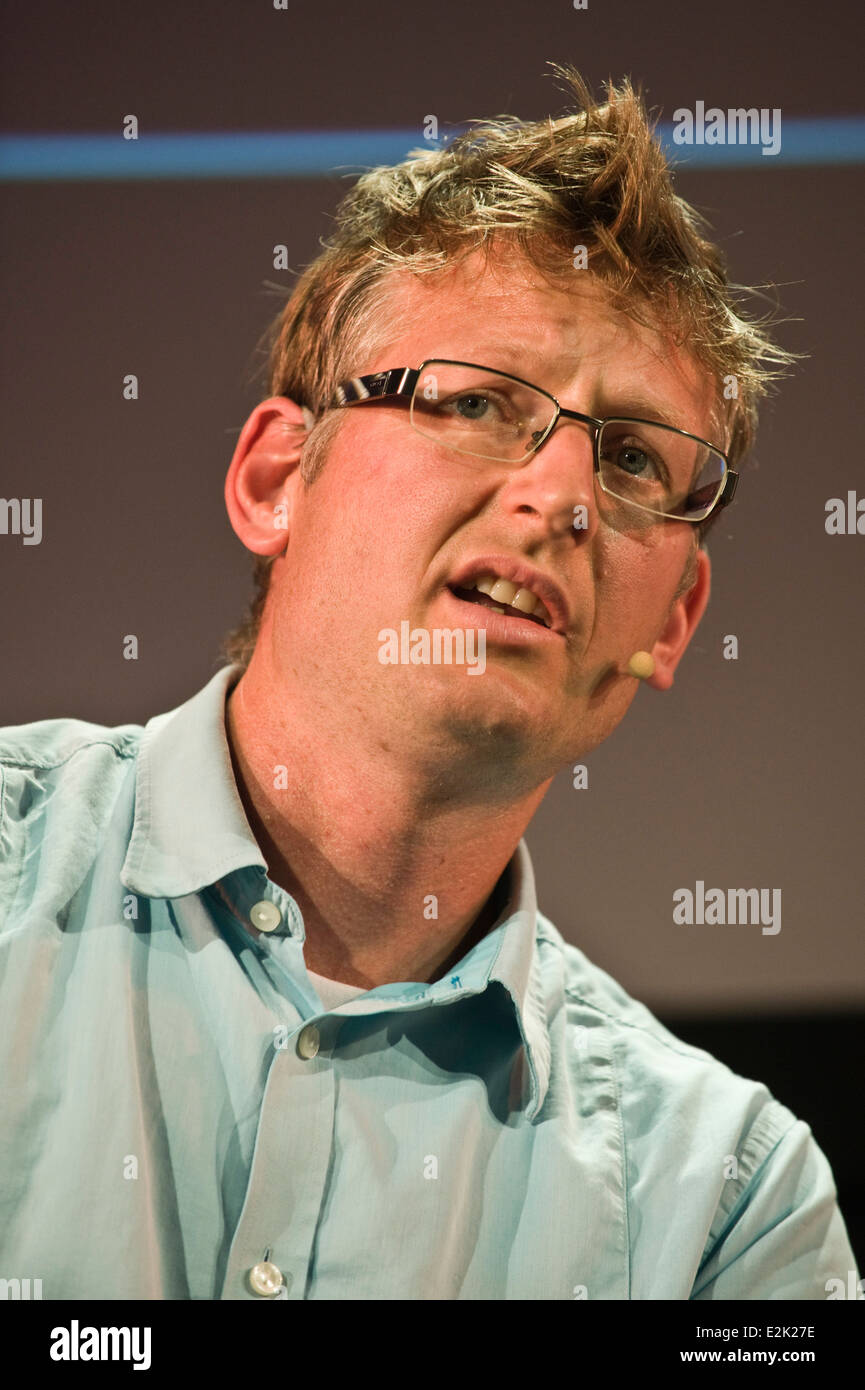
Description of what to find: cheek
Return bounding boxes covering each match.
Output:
[595,526,689,623]
[326,432,432,531]
[287,472,420,615]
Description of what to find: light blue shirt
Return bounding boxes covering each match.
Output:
[0,666,858,1300]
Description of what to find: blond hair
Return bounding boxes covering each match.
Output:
[221,65,798,670]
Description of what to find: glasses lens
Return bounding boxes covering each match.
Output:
[410,363,553,463]
[598,420,725,521]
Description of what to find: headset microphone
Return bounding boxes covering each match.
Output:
[626,651,655,680]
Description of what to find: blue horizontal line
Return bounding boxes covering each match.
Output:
[0,119,863,180]
[0,131,426,179]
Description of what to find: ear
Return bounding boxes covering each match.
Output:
[645,547,711,691]
[224,396,311,556]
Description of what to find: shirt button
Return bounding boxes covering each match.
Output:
[250,900,282,933]
[297,1023,320,1059]
[248,1260,285,1298]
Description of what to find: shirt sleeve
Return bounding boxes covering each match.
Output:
[0,757,33,933]
[0,725,137,937]
[691,1098,861,1300]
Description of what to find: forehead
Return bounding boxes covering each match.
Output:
[369,246,720,442]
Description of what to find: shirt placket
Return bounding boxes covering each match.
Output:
[220,1013,337,1299]
[207,870,335,1299]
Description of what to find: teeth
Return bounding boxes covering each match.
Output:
[511,588,539,614]
[469,573,551,627]
[489,579,518,605]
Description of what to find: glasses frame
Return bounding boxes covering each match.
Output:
[329,358,738,524]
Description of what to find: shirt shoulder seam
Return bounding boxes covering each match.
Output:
[0,735,139,774]
[559,983,719,1064]
[697,1102,804,1265]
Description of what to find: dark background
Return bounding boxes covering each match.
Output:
[1,0,862,1273]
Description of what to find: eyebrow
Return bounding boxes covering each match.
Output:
[596,396,684,431]
[460,348,687,433]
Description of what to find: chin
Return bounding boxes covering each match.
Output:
[427,664,555,748]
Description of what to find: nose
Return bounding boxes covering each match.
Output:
[530,412,599,493]
[537,410,598,459]
[501,413,600,537]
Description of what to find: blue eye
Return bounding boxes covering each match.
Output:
[618,444,652,476]
[455,393,491,421]
[601,432,666,483]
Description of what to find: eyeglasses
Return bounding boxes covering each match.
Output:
[329,359,738,524]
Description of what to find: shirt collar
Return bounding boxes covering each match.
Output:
[122,664,552,1118]
[122,665,266,897]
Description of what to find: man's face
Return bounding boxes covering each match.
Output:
[262,247,715,786]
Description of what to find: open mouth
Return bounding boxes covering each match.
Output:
[448,584,549,627]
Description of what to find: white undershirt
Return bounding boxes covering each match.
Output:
[305,967,368,1010]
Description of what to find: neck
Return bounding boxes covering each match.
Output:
[224,656,549,989]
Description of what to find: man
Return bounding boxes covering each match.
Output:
[0,69,858,1300]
